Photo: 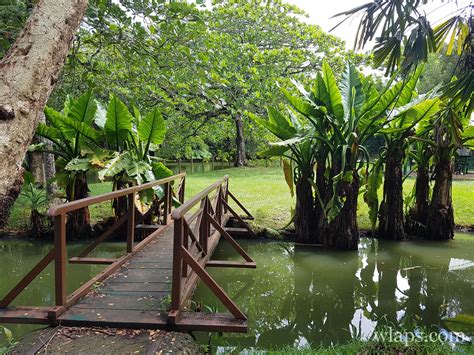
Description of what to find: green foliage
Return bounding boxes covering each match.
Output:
[20,171,48,213]
[49,0,361,163]
[0,326,17,354]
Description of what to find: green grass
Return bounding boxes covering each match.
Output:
[5,167,474,231]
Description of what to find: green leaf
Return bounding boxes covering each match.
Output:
[105,94,133,149]
[250,111,296,141]
[340,62,364,120]
[68,91,97,126]
[321,59,344,120]
[65,157,92,172]
[151,161,174,180]
[138,108,166,148]
[258,145,290,158]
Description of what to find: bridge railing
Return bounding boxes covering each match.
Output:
[168,175,255,324]
[0,173,186,320]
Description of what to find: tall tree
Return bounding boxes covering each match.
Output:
[0,0,88,227]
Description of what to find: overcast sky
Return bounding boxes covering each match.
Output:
[284,0,470,50]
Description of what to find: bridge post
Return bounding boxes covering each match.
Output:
[163,182,170,225]
[127,192,135,253]
[199,197,209,253]
[170,217,183,323]
[54,214,66,306]
[179,176,185,203]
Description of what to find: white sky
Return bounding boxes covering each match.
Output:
[284,0,470,50]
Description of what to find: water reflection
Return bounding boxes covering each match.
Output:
[193,236,474,350]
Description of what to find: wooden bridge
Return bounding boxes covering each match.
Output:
[0,174,256,333]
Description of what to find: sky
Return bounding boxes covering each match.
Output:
[284,0,470,50]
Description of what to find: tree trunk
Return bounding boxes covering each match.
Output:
[426,157,454,240]
[378,150,407,241]
[0,0,89,228]
[29,146,46,186]
[324,173,360,250]
[234,114,248,167]
[314,162,328,243]
[66,173,91,239]
[294,173,317,244]
[407,165,430,237]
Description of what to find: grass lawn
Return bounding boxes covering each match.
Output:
[5,166,474,231]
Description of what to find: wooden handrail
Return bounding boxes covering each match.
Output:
[48,173,186,216]
[171,175,228,220]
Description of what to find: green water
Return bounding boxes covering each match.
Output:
[0,239,124,345]
[193,235,474,351]
[1,236,473,351]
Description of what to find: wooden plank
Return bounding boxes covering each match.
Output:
[103,282,171,293]
[135,224,161,230]
[0,249,55,308]
[69,257,117,265]
[59,308,168,328]
[206,260,256,269]
[0,307,50,324]
[73,293,169,311]
[228,190,253,218]
[175,312,247,333]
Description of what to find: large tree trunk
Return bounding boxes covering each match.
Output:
[66,172,91,239]
[378,149,407,241]
[324,172,360,250]
[407,165,430,237]
[234,114,248,167]
[0,0,89,228]
[294,173,317,244]
[426,157,454,240]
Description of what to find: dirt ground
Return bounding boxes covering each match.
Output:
[10,326,204,354]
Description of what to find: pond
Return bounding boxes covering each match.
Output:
[0,235,473,351]
[193,235,474,351]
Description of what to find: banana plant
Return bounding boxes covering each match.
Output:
[422,99,474,240]
[376,67,441,241]
[255,60,444,250]
[97,94,173,216]
[35,91,103,238]
[250,106,322,244]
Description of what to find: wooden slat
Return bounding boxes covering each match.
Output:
[135,224,161,230]
[228,190,253,218]
[206,260,256,269]
[175,312,247,333]
[0,249,55,308]
[0,307,50,324]
[69,257,117,265]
